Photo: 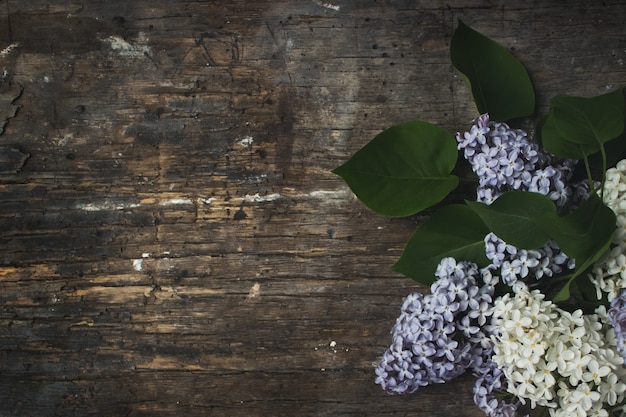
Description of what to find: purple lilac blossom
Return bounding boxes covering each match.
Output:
[375,258,496,394]
[483,233,573,285]
[473,359,520,417]
[609,289,626,363]
[455,114,587,210]
[458,114,585,285]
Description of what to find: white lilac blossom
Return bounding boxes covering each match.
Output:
[491,285,626,417]
[590,160,626,301]
[375,258,496,395]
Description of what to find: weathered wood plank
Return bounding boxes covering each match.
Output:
[0,1,626,416]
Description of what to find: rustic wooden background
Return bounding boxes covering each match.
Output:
[0,1,625,416]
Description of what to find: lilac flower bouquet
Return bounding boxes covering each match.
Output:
[333,21,626,417]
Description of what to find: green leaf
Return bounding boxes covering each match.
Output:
[552,236,612,303]
[546,194,616,260]
[589,128,626,171]
[541,89,626,159]
[392,205,490,285]
[450,20,535,121]
[546,194,616,302]
[466,191,556,249]
[332,120,459,217]
[540,115,598,160]
[551,90,625,145]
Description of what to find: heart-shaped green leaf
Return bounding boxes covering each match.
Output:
[392,205,490,285]
[540,115,598,160]
[332,120,459,217]
[466,191,556,249]
[450,20,535,122]
[551,90,625,145]
[541,89,626,159]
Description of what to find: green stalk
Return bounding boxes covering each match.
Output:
[599,142,607,201]
[582,151,595,194]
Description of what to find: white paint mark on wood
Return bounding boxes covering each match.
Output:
[159,198,193,206]
[294,189,352,201]
[78,201,141,211]
[234,193,282,203]
[313,0,340,11]
[0,43,18,57]
[103,36,151,58]
[132,259,143,271]
[246,283,261,300]
[236,136,254,149]
[286,38,294,53]
[308,189,350,199]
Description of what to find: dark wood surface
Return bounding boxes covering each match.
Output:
[0,1,625,416]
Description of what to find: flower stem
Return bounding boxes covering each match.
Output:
[600,142,607,201]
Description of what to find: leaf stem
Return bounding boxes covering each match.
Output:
[600,143,607,201]
[583,152,595,194]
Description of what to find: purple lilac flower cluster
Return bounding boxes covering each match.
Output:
[609,291,626,362]
[473,360,520,417]
[456,114,584,208]
[458,115,581,286]
[484,233,574,286]
[375,258,496,394]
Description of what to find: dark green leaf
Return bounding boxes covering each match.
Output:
[332,120,459,217]
[466,191,556,249]
[540,115,597,160]
[450,20,535,121]
[392,205,490,285]
[545,194,616,260]
[551,237,612,303]
[588,129,626,171]
[541,89,626,159]
[551,90,625,145]
[547,194,616,303]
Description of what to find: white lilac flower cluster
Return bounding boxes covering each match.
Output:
[587,159,626,362]
[491,285,626,417]
[590,160,626,301]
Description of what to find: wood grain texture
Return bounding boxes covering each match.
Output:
[0,1,625,416]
